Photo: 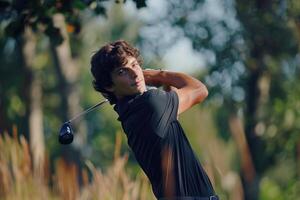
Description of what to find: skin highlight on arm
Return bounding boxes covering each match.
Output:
[143,69,208,115]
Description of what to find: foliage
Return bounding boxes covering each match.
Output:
[0,0,147,42]
[139,0,300,199]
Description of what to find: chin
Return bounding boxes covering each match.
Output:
[134,90,143,95]
[135,85,146,92]
[139,88,147,93]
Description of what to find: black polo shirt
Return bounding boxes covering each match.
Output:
[114,89,215,199]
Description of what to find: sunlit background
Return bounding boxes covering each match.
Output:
[1,0,300,199]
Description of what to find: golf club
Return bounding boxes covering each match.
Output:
[58,99,109,145]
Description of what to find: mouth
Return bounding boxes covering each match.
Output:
[131,79,144,87]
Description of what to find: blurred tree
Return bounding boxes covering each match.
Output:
[0,0,106,177]
[0,0,147,179]
[21,25,45,176]
[234,1,300,199]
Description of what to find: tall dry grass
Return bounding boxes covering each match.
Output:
[0,128,154,200]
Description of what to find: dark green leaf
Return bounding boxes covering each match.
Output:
[5,18,25,37]
[45,25,64,46]
[94,5,106,16]
[73,0,87,10]
[132,0,147,9]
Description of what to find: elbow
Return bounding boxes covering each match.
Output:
[203,85,209,99]
[195,84,208,104]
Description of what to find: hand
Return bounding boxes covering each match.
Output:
[143,69,163,87]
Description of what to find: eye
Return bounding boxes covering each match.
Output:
[117,68,127,76]
[117,67,128,76]
[132,62,139,68]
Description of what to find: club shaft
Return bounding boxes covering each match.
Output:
[67,99,108,123]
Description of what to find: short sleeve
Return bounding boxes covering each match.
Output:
[146,89,179,138]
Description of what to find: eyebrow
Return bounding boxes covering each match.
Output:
[127,59,138,67]
[112,60,138,73]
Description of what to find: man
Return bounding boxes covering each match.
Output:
[91,40,218,200]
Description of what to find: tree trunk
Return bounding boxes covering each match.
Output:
[51,13,87,149]
[229,113,258,200]
[22,26,45,176]
[240,58,272,200]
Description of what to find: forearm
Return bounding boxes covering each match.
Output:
[143,69,204,90]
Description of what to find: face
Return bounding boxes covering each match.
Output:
[106,56,146,99]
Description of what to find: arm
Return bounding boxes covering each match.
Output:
[143,69,208,115]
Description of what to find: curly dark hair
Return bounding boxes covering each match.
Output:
[90,40,143,104]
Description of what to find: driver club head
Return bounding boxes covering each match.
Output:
[59,122,74,145]
[58,99,109,145]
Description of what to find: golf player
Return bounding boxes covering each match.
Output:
[90,40,218,200]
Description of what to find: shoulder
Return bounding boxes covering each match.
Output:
[144,88,176,97]
[143,89,166,102]
[141,89,178,109]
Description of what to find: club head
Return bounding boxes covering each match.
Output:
[59,122,74,145]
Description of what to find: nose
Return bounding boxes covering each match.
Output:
[128,68,138,79]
